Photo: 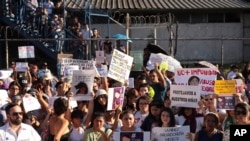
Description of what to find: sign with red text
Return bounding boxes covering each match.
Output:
[175,68,218,95]
[108,49,133,83]
[18,46,35,58]
[170,85,201,108]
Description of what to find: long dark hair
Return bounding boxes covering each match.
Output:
[158,107,176,127]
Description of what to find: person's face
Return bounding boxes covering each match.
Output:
[128,96,137,107]
[7,106,23,125]
[204,115,217,131]
[204,95,214,107]
[235,107,248,122]
[138,99,149,113]
[189,78,199,86]
[72,117,83,128]
[184,108,193,116]
[122,113,135,128]
[122,136,131,141]
[9,85,20,96]
[149,72,158,83]
[92,82,99,93]
[150,106,161,118]
[139,87,149,96]
[56,84,64,96]
[161,111,171,125]
[93,29,98,35]
[93,116,105,129]
[97,95,107,106]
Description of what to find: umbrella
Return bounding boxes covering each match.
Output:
[197,61,219,72]
[146,43,168,55]
[112,34,132,42]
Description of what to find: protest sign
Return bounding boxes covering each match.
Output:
[151,126,190,141]
[130,50,143,71]
[235,79,244,93]
[22,94,41,113]
[170,85,201,108]
[214,80,236,94]
[113,132,150,141]
[0,70,12,79]
[128,78,134,88]
[95,64,108,77]
[95,51,105,63]
[0,90,9,108]
[217,95,235,110]
[18,46,35,58]
[48,96,77,108]
[175,68,218,95]
[15,62,28,72]
[147,53,182,71]
[71,70,95,101]
[108,49,133,83]
[64,65,79,83]
[107,87,125,110]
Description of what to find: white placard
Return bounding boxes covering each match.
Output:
[95,64,108,77]
[16,62,28,72]
[0,90,9,108]
[170,85,201,108]
[108,49,133,83]
[174,68,218,95]
[0,70,12,79]
[151,126,190,141]
[18,46,35,58]
[71,70,95,101]
[95,51,105,63]
[22,94,41,113]
[113,132,150,141]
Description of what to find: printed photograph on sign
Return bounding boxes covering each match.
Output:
[95,50,105,63]
[175,68,218,95]
[107,87,125,111]
[71,70,95,101]
[217,95,235,110]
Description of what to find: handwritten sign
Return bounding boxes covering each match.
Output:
[108,49,133,83]
[151,126,190,141]
[175,68,218,95]
[71,70,95,101]
[170,85,201,108]
[214,80,236,94]
[18,46,35,58]
[107,87,125,110]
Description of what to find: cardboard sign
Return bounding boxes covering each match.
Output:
[214,80,236,94]
[107,87,125,111]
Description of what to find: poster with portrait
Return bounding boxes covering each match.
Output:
[175,68,218,95]
[18,46,35,58]
[217,95,235,110]
[170,85,201,108]
[64,65,79,83]
[95,51,105,63]
[71,70,95,101]
[95,64,108,77]
[151,126,190,141]
[113,132,150,141]
[107,87,125,110]
[108,49,133,83]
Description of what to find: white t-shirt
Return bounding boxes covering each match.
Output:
[175,115,204,133]
[69,126,84,141]
[134,111,148,128]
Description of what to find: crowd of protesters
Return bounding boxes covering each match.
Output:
[0,47,250,141]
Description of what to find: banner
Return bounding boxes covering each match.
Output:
[18,46,35,58]
[214,80,236,94]
[151,126,190,141]
[108,49,133,83]
[71,70,95,101]
[175,68,218,95]
[170,85,201,108]
[107,87,125,110]
[112,132,150,141]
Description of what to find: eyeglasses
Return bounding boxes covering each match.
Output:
[205,98,213,101]
[11,112,23,116]
[236,110,247,115]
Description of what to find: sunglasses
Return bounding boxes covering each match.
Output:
[204,98,213,101]
[236,110,247,115]
[12,112,23,116]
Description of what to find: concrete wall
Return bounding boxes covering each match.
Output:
[93,22,244,65]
